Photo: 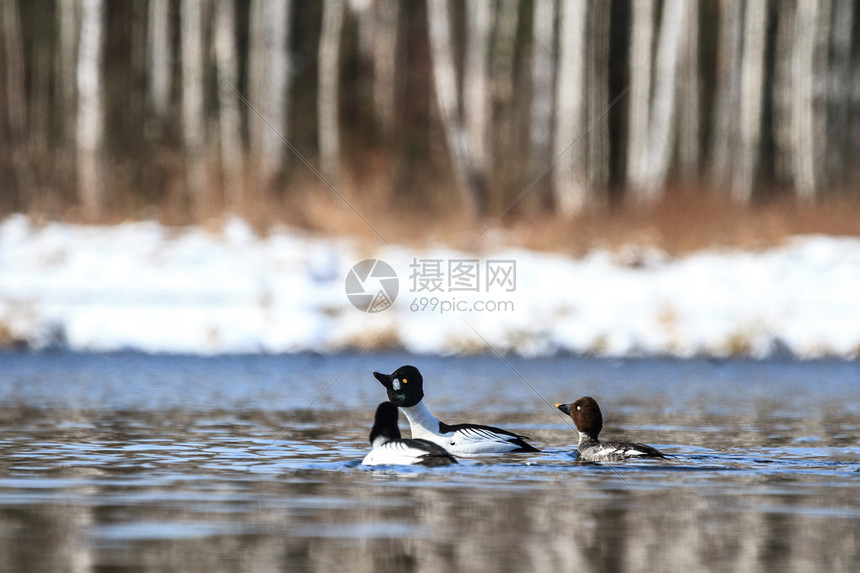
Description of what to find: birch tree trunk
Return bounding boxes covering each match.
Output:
[586,0,610,196]
[373,0,399,138]
[318,0,344,182]
[790,0,819,202]
[709,0,743,189]
[350,0,374,64]
[215,0,244,210]
[427,0,486,216]
[827,0,855,186]
[181,0,208,217]
[678,0,700,182]
[464,0,492,175]
[530,0,556,170]
[625,0,654,189]
[733,0,768,203]
[637,0,685,202]
[772,1,795,186]
[249,0,291,192]
[76,0,105,220]
[552,0,588,216]
[148,0,172,121]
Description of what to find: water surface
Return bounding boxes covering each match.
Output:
[1,351,858,571]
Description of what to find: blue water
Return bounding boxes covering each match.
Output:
[1,351,858,571]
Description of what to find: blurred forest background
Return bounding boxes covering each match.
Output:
[0,0,858,247]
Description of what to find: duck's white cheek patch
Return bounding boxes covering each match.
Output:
[392,380,401,391]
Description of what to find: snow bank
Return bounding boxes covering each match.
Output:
[1,215,858,358]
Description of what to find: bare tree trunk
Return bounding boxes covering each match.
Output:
[350,0,374,63]
[813,0,832,189]
[772,1,795,186]
[490,0,520,191]
[426,0,485,216]
[530,0,556,170]
[552,0,588,216]
[181,0,208,217]
[249,0,291,192]
[1,0,33,204]
[586,0,610,197]
[215,0,244,210]
[790,0,819,202]
[130,1,148,125]
[827,0,855,186]
[58,0,78,145]
[733,0,768,203]
[625,0,654,190]
[637,0,685,201]
[318,0,344,182]
[678,0,700,182]
[464,0,492,176]
[372,0,399,138]
[248,0,264,163]
[31,22,53,174]
[709,0,743,189]
[491,0,519,109]
[853,37,860,184]
[148,0,172,120]
[76,0,105,220]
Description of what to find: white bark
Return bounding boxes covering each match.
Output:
[76,0,105,220]
[625,0,654,187]
[350,0,374,63]
[215,0,244,209]
[790,0,819,202]
[530,0,556,167]
[587,0,610,194]
[249,0,291,190]
[465,0,492,174]
[552,0,588,216]
[427,0,485,215]
[373,0,399,138]
[148,0,172,119]
[733,0,768,203]
[181,0,208,216]
[678,0,700,181]
[318,0,345,182]
[637,0,685,201]
[709,0,744,189]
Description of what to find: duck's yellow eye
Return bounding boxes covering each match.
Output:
[576,406,581,411]
[402,378,408,384]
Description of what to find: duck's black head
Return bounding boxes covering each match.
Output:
[369,401,401,445]
[373,365,424,408]
[557,396,603,439]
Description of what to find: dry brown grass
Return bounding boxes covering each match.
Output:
[15,165,860,256]
[264,181,860,256]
